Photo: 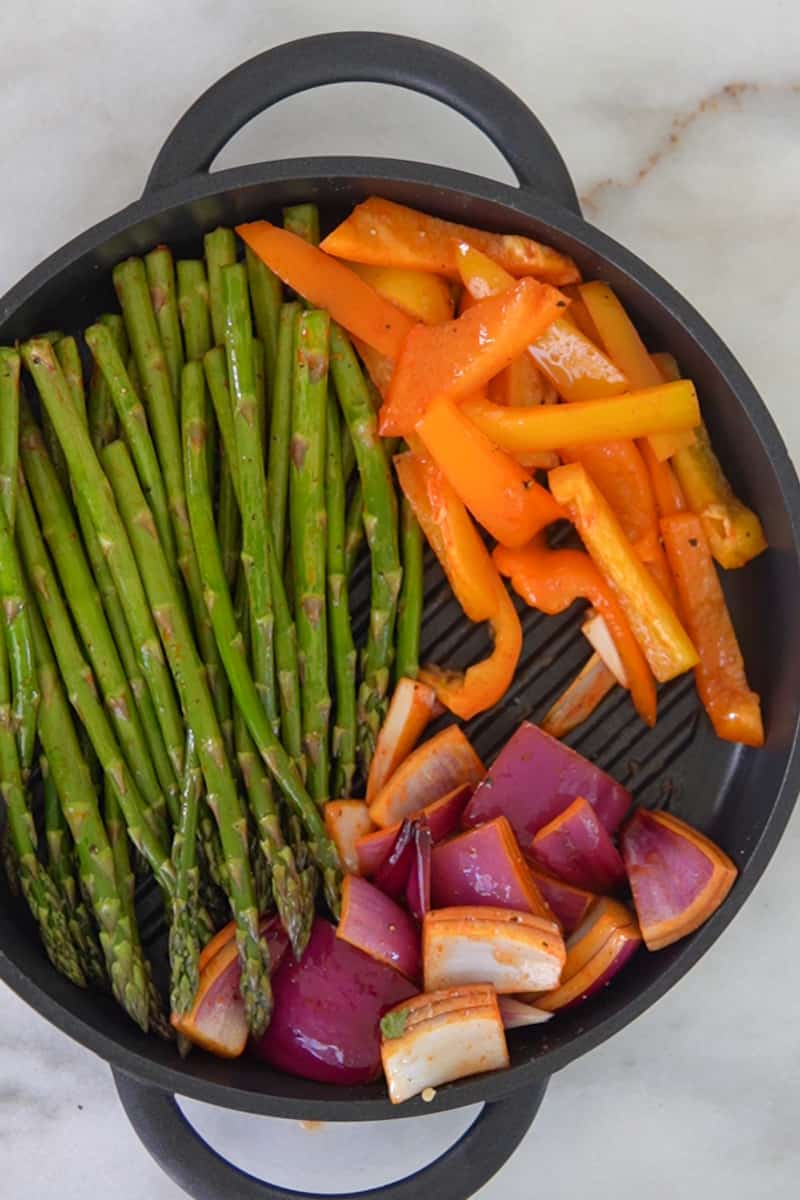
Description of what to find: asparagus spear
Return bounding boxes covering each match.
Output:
[344,482,365,578]
[102,439,271,1036]
[145,245,185,405]
[326,392,357,797]
[283,203,320,246]
[291,309,332,802]
[20,408,170,835]
[177,260,212,362]
[16,476,175,893]
[0,484,38,778]
[21,338,187,785]
[0,571,84,988]
[54,337,87,421]
[181,360,341,912]
[42,756,107,987]
[88,315,124,451]
[0,348,21,527]
[85,322,177,573]
[113,260,230,742]
[203,347,241,591]
[245,247,282,384]
[395,496,424,680]
[253,336,267,451]
[330,325,402,772]
[222,264,279,735]
[267,303,299,567]
[169,729,202,1016]
[204,227,237,346]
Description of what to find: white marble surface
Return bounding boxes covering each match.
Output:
[2,2,800,1197]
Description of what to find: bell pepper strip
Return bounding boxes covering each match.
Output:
[394,451,522,719]
[660,514,764,746]
[578,281,695,459]
[379,278,568,436]
[541,653,617,739]
[236,221,415,359]
[560,286,603,343]
[548,462,698,682]
[345,262,455,324]
[352,337,395,399]
[320,195,581,285]
[559,439,678,607]
[456,245,628,402]
[651,351,680,381]
[415,396,565,548]
[494,538,656,725]
[489,350,553,408]
[670,423,767,569]
[640,438,687,519]
[460,380,700,454]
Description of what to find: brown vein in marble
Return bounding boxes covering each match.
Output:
[581,81,800,213]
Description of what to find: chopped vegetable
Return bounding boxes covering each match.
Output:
[463,721,632,840]
[337,875,421,980]
[529,796,627,893]
[639,437,687,520]
[345,262,454,323]
[526,865,596,935]
[489,350,554,409]
[549,462,698,682]
[373,818,417,898]
[379,279,567,436]
[430,816,552,918]
[395,452,522,718]
[533,897,641,1011]
[236,221,415,358]
[357,784,473,876]
[423,906,565,994]
[581,611,628,687]
[366,677,441,802]
[324,801,376,875]
[621,809,737,950]
[253,918,417,1085]
[367,724,484,828]
[405,822,433,921]
[540,654,617,739]
[498,996,554,1028]
[321,196,580,284]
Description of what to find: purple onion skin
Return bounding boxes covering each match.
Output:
[357,785,471,877]
[561,935,641,1010]
[431,821,537,913]
[252,920,417,1085]
[621,808,713,931]
[406,823,433,921]
[339,875,421,980]
[530,797,626,893]
[373,819,416,897]
[463,722,631,841]
[528,867,595,934]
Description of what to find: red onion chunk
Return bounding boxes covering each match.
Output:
[338,875,421,980]
[498,996,554,1029]
[621,808,737,950]
[406,823,433,921]
[253,919,417,1084]
[530,796,626,893]
[356,785,472,877]
[534,920,641,1012]
[373,819,416,898]
[463,721,631,840]
[527,864,596,934]
[431,816,550,917]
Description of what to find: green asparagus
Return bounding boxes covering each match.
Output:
[326,393,357,797]
[203,346,241,591]
[245,247,282,383]
[0,348,21,527]
[0,484,38,777]
[267,303,299,566]
[204,227,237,347]
[169,729,202,1016]
[145,245,185,404]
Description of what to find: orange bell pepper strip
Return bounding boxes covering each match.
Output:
[578,282,695,459]
[494,538,657,726]
[639,438,687,519]
[320,196,581,285]
[661,513,764,746]
[235,221,415,359]
[415,396,565,548]
[459,380,700,453]
[489,350,554,407]
[345,262,455,324]
[548,462,698,682]
[379,278,568,436]
[394,451,522,719]
[456,245,628,402]
[352,337,395,399]
[540,653,617,739]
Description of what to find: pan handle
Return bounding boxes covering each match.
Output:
[144,32,580,213]
[113,1068,548,1200]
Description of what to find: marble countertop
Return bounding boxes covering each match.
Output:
[2,2,799,1197]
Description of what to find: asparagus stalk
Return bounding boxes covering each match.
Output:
[0,484,38,778]
[203,347,241,591]
[22,339,187,784]
[253,336,267,452]
[0,575,85,988]
[344,482,365,578]
[267,303,299,567]
[102,439,271,1036]
[177,260,212,362]
[16,476,175,893]
[169,730,202,1016]
[54,337,87,421]
[19,408,170,835]
[222,264,279,735]
[0,348,21,527]
[42,756,107,987]
[204,227,237,346]
[245,247,282,384]
[181,360,341,912]
[85,322,177,573]
[326,392,357,797]
[291,309,332,802]
[88,315,123,451]
[330,324,402,772]
[395,495,424,680]
[145,245,185,404]
[283,203,321,246]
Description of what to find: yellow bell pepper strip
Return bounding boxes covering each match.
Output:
[415,396,565,549]
[488,350,554,408]
[670,422,767,569]
[494,538,657,726]
[394,451,522,719]
[661,514,764,746]
[456,245,628,402]
[236,221,415,359]
[379,278,568,436]
[460,380,700,454]
[578,282,695,459]
[561,286,603,343]
[548,462,698,682]
[345,262,455,324]
[320,196,581,285]
[541,653,617,739]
